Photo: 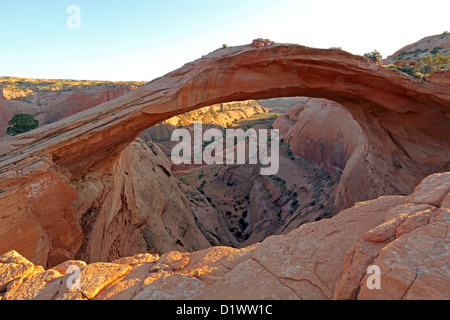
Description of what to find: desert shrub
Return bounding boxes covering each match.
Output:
[399,65,420,77]
[388,64,427,78]
[239,218,248,228]
[420,52,450,74]
[364,50,383,62]
[6,113,39,136]
[430,47,442,55]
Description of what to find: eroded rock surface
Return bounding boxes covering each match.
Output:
[0,40,449,268]
[1,172,448,300]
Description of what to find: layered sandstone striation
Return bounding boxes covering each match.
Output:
[0,40,449,267]
[1,172,448,300]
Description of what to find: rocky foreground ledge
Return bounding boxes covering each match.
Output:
[1,172,449,300]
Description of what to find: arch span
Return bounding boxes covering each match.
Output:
[0,42,449,265]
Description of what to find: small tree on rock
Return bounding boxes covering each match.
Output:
[364,50,383,62]
[6,113,39,136]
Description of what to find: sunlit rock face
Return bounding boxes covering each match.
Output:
[0,40,449,267]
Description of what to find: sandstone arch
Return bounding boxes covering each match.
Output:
[0,42,449,266]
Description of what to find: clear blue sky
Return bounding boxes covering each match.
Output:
[0,0,448,81]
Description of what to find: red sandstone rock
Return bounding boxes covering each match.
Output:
[430,69,450,85]
[0,40,449,269]
[251,38,275,48]
[0,171,448,300]
[393,60,421,67]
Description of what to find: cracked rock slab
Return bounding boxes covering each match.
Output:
[134,273,208,300]
[358,221,450,300]
[0,250,35,291]
[55,262,131,299]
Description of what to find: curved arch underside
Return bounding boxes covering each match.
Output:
[0,42,449,266]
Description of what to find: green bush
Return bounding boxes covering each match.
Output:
[386,53,450,78]
[364,50,383,62]
[430,47,442,55]
[420,52,450,74]
[6,113,39,136]
[398,65,421,78]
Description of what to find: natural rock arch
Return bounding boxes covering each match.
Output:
[0,42,449,266]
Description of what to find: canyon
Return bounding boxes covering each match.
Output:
[1,171,449,300]
[0,36,449,300]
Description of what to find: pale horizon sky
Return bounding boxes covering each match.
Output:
[0,0,449,82]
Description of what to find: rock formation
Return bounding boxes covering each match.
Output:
[273,98,363,180]
[0,40,449,269]
[382,32,450,65]
[1,172,448,300]
[74,139,213,264]
[251,38,276,48]
[430,69,450,85]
